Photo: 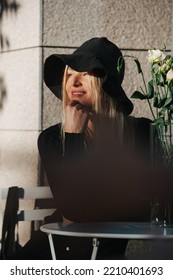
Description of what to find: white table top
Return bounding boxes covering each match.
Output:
[40,222,173,239]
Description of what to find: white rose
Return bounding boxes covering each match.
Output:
[147,49,166,64]
[166,69,173,82]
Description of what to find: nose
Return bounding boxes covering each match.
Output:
[72,73,82,87]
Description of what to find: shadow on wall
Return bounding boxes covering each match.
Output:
[0,75,6,109]
[0,0,20,110]
[0,0,20,49]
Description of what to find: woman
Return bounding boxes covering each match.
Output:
[39,37,152,257]
[13,37,152,260]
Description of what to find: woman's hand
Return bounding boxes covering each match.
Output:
[64,100,89,133]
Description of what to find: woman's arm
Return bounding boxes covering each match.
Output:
[37,123,86,221]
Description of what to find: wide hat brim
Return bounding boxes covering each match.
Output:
[44,52,133,115]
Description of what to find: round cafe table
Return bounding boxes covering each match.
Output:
[40,222,173,260]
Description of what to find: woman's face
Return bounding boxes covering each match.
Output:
[65,67,94,110]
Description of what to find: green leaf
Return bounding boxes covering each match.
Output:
[148,80,154,98]
[157,99,164,108]
[154,118,165,125]
[131,91,147,100]
[153,96,159,107]
[155,72,161,85]
[161,73,166,84]
[168,81,173,93]
[158,107,166,117]
[134,59,142,74]
[117,56,124,73]
[164,119,171,125]
[164,97,173,107]
[158,97,167,108]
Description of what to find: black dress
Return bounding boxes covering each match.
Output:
[38,116,152,223]
[12,116,152,260]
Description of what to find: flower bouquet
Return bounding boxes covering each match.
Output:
[118,49,173,226]
[118,47,173,167]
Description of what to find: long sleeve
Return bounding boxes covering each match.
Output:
[37,123,86,221]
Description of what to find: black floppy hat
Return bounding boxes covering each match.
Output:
[44,37,133,115]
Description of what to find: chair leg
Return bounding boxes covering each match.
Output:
[48,233,56,260]
[91,238,99,260]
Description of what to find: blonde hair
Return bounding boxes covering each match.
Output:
[61,66,124,142]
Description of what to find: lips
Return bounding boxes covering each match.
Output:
[72,91,86,97]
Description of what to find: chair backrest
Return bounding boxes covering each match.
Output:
[0,186,56,222]
[0,186,56,257]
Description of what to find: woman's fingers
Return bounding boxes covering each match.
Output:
[68,100,89,112]
[64,101,89,133]
[68,100,79,107]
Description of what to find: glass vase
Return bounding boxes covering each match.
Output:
[150,198,172,227]
[150,122,173,167]
[150,122,173,227]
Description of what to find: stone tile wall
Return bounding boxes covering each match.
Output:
[43,0,172,128]
[0,0,42,246]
